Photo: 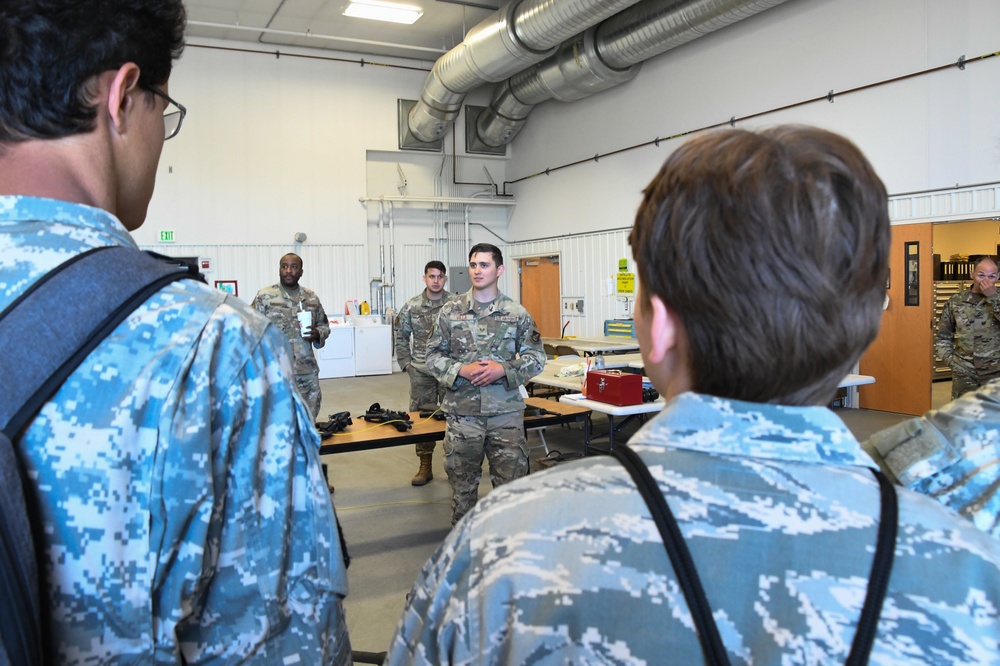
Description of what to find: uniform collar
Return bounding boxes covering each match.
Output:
[0,195,136,249]
[460,289,502,314]
[421,288,450,305]
[632,392,877,469]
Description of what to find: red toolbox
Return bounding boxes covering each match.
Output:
[585,370,642,406]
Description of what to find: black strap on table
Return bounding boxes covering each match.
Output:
[611,443,897,666]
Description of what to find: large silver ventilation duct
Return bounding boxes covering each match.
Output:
[476,0,792,147]
[406,0,643,144]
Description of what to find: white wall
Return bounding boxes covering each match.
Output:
[136,38,512,312]
[136,0,1000,335]
[505,0,1000,243]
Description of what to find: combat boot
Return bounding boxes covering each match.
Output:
[411,454,433,486]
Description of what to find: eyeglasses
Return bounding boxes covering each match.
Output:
[143,84,186,140]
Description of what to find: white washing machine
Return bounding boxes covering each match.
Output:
[353,324,393,376]
[317,325,355,379]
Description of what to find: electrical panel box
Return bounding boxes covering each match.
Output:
[561,296,584,316]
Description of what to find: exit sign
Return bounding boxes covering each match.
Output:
[159,230,175,243]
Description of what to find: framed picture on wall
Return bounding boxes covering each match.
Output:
[215,280,238,297]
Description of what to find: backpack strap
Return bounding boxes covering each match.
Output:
[611,443,897,666]
[0,246,201,665]
[0,247,201,436]
[846,468,897,666]
[612,443,730,665]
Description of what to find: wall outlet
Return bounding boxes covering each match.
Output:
[562,296,584,316]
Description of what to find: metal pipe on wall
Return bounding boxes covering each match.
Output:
[378,200,386,316]
[388,202,396,318]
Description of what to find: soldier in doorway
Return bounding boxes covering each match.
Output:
[394,260,451,485]
[935,255,1000,399]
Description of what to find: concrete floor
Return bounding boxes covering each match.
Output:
[319,371,930,657]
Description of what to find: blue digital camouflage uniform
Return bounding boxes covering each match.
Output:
[394,288,451,456]
[425,290,545,524]
[251,284,330,418]
[865,378,1000,538]
[935,287,1000,398]
[1,196,352,663]
[386,392,1000,665]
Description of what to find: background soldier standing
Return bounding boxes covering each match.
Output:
[252,253,331,417]
[425,243,545,525]
[395,261,451,485]
[935,255,1000,399]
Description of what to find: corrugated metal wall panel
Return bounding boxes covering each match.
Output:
[395,244,435,312]
[507,228,633,338]
[138,243,368,317]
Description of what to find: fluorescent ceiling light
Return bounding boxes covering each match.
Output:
[343,0,423,24]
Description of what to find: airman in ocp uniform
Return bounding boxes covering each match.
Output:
[252,253,331,417]
[935,255,1000,399]
[395,260,452,485]
[425,243,545,525]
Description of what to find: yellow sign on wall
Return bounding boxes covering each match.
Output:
[617,272,635,294]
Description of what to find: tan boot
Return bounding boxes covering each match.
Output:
[411,454,433,486]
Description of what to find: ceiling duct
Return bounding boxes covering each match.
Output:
[474,0,793,147]
[403,0,644,146]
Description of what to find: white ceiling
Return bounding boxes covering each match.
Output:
[184,0,501,62]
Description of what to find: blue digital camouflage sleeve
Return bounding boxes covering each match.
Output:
[30,281,351,663]
[159,291,351,662]
[864,380,1000,538]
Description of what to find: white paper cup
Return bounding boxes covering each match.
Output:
[297,310,313,337]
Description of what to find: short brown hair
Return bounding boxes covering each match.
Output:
[629,126,890,405]
[469,243,503,267]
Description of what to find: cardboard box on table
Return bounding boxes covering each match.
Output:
[585,370,642,406]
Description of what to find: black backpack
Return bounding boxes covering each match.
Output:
[0,247,201,665]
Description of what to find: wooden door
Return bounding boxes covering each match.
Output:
[859,223,933,415]
[519,256,560,338]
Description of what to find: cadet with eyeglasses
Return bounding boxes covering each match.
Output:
[0,1,351,662]
[935,255,1000,399]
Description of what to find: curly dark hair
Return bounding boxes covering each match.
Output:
[0,0,186,141]
[629,126,890,405]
